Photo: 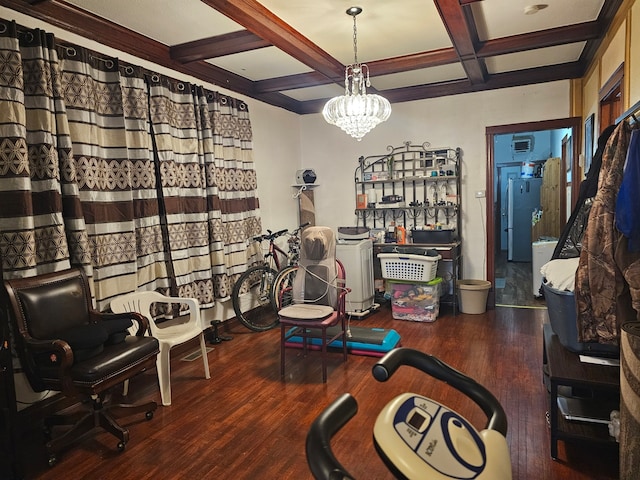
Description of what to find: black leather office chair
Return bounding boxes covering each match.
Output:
[3,268,160,466]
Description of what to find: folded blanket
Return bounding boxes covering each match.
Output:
[540,257,580,292]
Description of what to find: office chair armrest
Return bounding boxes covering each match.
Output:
[26,337,75,391]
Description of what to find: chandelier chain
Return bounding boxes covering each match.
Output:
[352,13,358,66]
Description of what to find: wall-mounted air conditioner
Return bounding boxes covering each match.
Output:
[511,135,534,155]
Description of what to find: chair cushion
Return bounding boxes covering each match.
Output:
[279,304,334,320]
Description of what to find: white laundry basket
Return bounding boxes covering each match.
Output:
[378,253,440,282]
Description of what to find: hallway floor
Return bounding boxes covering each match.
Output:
[495,250,547,308]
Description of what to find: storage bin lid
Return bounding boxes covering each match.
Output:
[338,226,370,239]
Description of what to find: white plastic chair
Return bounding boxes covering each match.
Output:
[110,291,211,406]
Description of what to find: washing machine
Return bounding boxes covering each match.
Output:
[532,239,558,297]
[336,238,375,315]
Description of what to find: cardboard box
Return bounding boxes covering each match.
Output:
[356,193,367,209]
[363,172,390,182]
[389,278,441,322]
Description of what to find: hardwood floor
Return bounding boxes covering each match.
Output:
[16,304,618,480]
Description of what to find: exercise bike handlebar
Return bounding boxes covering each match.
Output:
[306,393,358,480]
[372,347,508,436]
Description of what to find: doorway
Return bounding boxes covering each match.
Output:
[485,118,581,308]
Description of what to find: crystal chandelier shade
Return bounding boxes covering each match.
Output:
[322,7,391,141]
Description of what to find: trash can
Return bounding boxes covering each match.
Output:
[458,279,491,314]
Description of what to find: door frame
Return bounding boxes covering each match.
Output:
[485,117,581,307]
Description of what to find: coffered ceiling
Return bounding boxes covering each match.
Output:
[3,0,623,114]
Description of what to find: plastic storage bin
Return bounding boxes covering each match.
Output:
[378,253,440,282]
[389,278,441,322]
[542,282,619,357]
[411,228,456,244]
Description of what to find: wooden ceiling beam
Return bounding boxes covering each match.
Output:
[433,0,488,84]
[298,62,583,114]
[257,20,599,94]
[478,22,600,57]
[170,30,271,63]
[201,0,344,81]
[0,0,306,112]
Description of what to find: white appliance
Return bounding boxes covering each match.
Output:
[532,240,558,297]
[336,238,375,314]
[507,177,542,262]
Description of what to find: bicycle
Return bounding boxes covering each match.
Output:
[231,223,308,331]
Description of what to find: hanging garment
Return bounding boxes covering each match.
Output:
[575,121,631,344]
[551,124,616,260]
[615,129,640,252]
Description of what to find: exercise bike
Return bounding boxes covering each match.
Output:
[306,347,512,480]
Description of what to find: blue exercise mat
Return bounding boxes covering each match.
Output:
[285,325,401,357]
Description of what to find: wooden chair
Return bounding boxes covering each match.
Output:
[278,227,349,383]
[3,268,159,466]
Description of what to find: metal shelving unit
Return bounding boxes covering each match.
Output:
[354,141,461,233]
[355,141,462,314]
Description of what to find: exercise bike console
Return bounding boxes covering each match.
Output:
[306,348,512,480]
[375,393,489,479]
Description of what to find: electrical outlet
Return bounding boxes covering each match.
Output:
[475,190,486,198]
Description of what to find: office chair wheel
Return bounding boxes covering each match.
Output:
[117,441,126,452]
[145,410,154,420]
[47,454,57,467]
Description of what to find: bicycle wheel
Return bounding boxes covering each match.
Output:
[232,265,279,331]
[271,266,298,311]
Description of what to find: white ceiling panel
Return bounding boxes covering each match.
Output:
[64,0,242,45]
[485,43,587,74]
[280,83,345,102]
[472,0,606,41]
[259,0,453,63]
[207,47,312,81]
[373,64,467,90]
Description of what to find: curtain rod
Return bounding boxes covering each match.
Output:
[616,99,640,125]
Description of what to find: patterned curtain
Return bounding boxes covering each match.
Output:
[0,21,91,279]
[206,91,262,299]
[0,20,261,312]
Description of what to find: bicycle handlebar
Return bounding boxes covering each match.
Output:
[293,221,311,233]
[252,223,310,243]
[372,347,508,435]
[252,228,288,242]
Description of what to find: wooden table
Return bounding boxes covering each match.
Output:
[543,323,620,459]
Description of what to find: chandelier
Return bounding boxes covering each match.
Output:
[322,6,391,141]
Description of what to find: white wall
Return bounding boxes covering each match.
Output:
[300,82,570,279]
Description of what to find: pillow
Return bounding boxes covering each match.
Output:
[58,323,109,362]
[103,317,133,345]
[279,304,334,320]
